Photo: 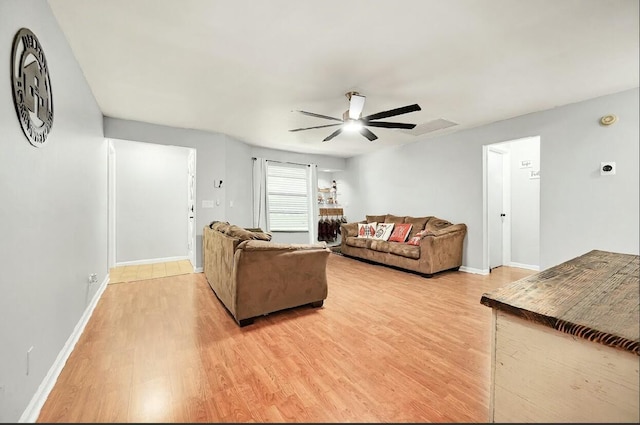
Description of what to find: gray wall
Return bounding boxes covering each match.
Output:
[508,137,540,267]
[104,119,349,255]
[342,88,639,270]
[0,0,107,421]
[113,140,189,264]
[104,118,230,269]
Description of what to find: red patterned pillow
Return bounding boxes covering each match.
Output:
[407,230,427,245]
[388,223,413,242]
[357,222,377,238]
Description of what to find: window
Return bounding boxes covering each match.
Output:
[266,162,310,231]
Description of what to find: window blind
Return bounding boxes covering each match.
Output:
[266,163,309,231]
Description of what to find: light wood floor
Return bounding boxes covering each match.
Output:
[109,260,193,284]
[37,255,534,423]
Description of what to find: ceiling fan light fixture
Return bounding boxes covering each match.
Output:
[344,120,363,132]
[348,93,366,119]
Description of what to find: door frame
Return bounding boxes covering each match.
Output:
[187,149,197,270]
[482,143,512,273]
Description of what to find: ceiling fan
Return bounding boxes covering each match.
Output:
[290,91,421,142]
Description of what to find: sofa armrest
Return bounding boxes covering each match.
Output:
[428,223,467,237]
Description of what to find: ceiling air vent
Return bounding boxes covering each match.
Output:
[400,118,458,136]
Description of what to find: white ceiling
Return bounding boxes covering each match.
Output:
[47,0,639,158]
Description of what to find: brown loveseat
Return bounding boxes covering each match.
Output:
[203,222,330,326]
[340,214,467,277]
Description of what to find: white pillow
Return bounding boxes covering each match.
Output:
[357,222,377,238]
[373,223,395,241]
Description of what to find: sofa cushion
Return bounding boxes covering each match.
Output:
[366,214,386,223]
[388,242,420,259]
[346,236,371,248]
[211,221,231,233]
[404,216,431,239]
[388,223,413,242]
[384,214,406,224]
[369,239,391,253]
[225,224,273,241]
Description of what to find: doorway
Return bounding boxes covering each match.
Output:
[107,139,196,270]
[483,136,540,273]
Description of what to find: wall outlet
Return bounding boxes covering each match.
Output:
[600,161,616,175]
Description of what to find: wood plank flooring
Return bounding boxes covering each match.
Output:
[37,255,534,423]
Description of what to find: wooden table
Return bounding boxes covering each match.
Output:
[480,249,639,423]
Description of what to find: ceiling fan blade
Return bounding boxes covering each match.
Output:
[289,123,342,132]
[364,121,416,129]
[359,127,378,141]
[348,94,366,119]
[323,128,344,142]
[361,104,421,121]
[295,110,342,122]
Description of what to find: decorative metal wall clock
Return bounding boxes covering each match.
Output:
[11,28,54,147]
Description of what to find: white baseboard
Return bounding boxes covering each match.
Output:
[19,275,109,423]
[508,262,540,271]
[115,255,189,267]
[194,267,203,273]
[459,266,489,275]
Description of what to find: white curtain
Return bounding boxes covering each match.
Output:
[252,157,267,230]
[308,163,318,243]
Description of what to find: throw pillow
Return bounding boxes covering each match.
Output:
[372,223,395,241]
[357,222,377,238]
[407,230,427,245]
[388,223,413,242]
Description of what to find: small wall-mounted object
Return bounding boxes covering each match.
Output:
[214,179,223,188]
[520,159,533,169]
[601,162,616,175]
[529,170,540,179]
[600,114,618,126]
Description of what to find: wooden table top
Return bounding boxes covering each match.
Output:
[481,249,639,355]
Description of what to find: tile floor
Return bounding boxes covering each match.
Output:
[109,259,193,284]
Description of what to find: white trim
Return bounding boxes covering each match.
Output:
[19,275,109,423]
[508,262,540,271]
[187,149,197,268]
[459,265,490,275]
[115,255,189,267]
[107,139,116,269]
[194,267,203,273]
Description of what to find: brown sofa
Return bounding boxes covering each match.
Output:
[203,222,331,326]
[340,214,467,277]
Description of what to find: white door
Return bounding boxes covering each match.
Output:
[187,149,196,268]
[488,148,505,270]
